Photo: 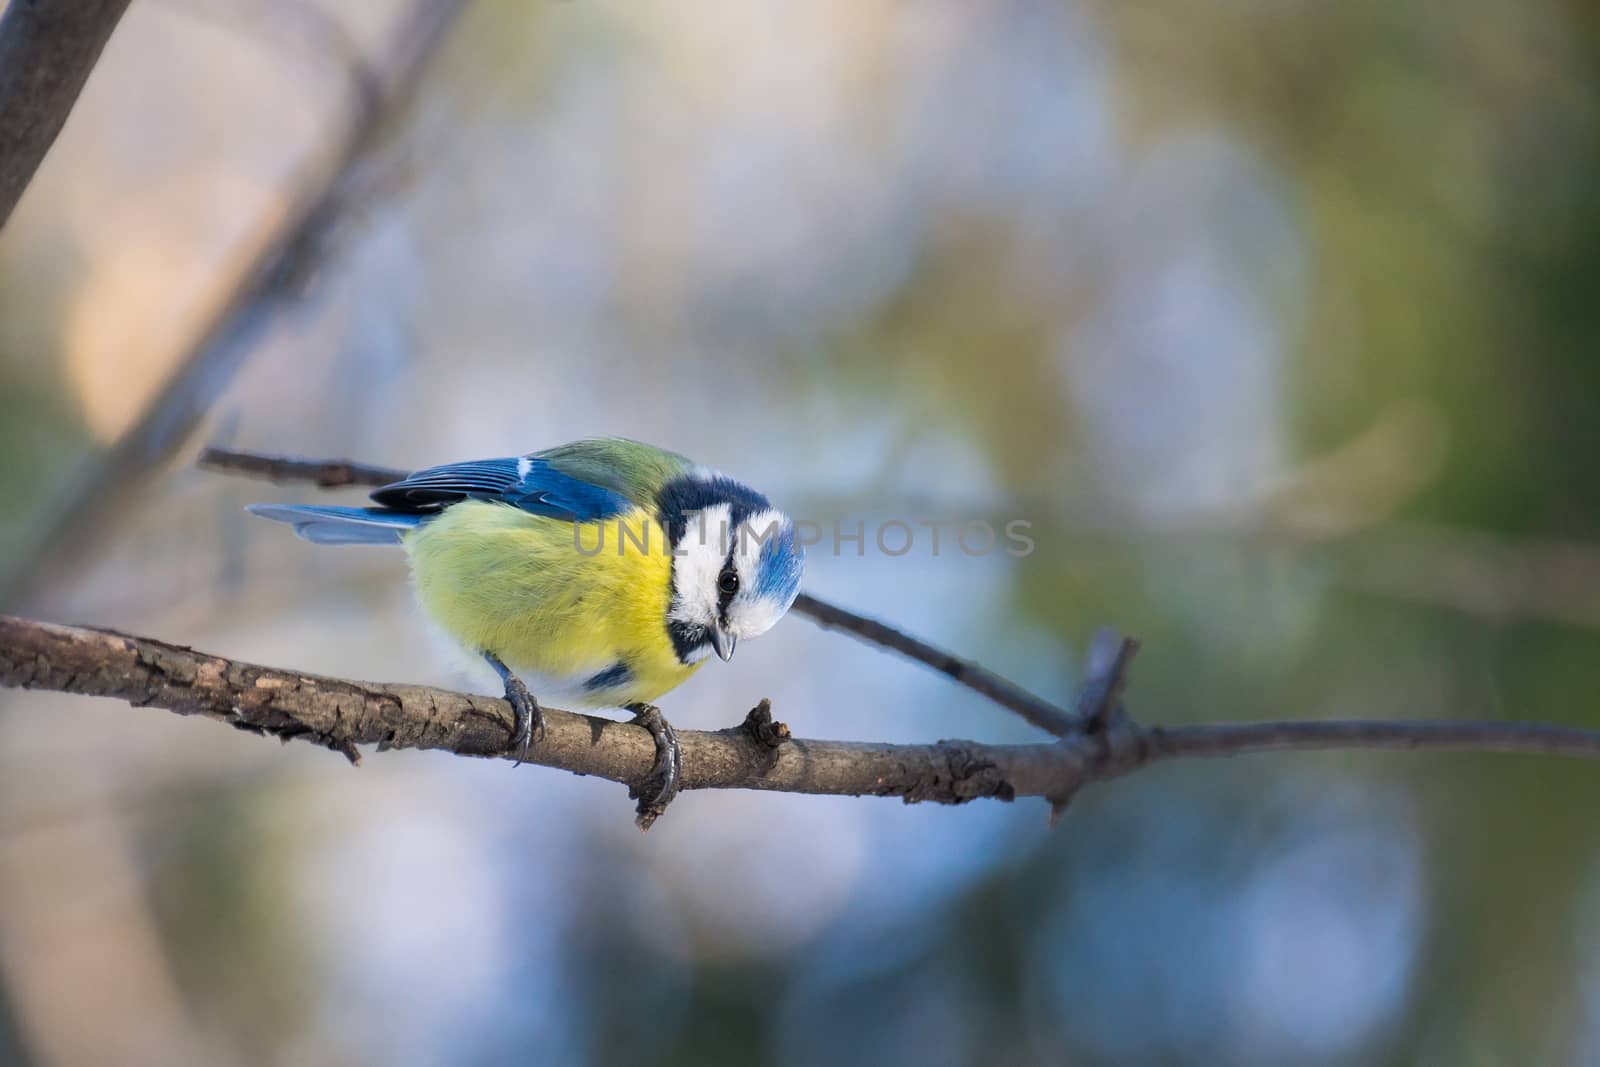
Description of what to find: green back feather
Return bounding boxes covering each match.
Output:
[536,438,694,508]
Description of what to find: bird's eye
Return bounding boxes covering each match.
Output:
[717,567,740,597]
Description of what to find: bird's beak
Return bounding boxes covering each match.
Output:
[711,623,737,662]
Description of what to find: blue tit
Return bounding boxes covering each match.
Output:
[248,437,805,816]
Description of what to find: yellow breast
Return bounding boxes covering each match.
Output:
[402,501,702,704]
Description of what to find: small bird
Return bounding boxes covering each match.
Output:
[248,437,805,823]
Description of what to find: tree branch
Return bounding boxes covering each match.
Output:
[194,446,1083,736]
[6,614,1600,827]
[0,0,133,229]
[0,614,1073,805]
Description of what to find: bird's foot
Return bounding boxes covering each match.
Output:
[503,674,545,765]
[483,651,544,765]
[626,702,681,831]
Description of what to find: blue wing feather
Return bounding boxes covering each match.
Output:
[247,504,422,545]
[369,456,633,523]
[375,458,522,497]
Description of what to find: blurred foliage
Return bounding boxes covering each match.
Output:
[139,785,316,1063]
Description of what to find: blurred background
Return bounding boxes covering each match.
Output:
[3,0,1600,1063]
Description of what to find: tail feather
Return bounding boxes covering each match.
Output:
[247,504,422,546]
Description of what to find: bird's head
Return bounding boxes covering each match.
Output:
[658,471,805,664]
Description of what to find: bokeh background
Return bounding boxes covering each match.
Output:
[3,0,1600,1063]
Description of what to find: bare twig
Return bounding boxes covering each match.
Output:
[1049,628,1139,821]
[1076,628,1139,733]
[790,592,1077,735]
[195,445,1082,736]
[0,0,134,229]
[197,446,407,490]
[0,1,471,609]
[6,615,1600,827]
[1145,719,1600,759]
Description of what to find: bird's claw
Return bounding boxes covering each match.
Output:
[483,650,544,765]
[503,673,544,765]
[627,703,681,831]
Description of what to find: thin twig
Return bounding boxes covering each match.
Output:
[1050,628,1139,821]
[195,445,1082,736]
[790,592,1077,735]
[198,447,406,490]
[0,0,134,229]
[1076,628,1139,733]
[0,1,471,609]
[6,615,1600,827]
[1146,719,1600,759]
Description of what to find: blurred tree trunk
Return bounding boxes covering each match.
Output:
[0,0,134,228]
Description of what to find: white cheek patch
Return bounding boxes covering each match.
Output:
[669,502,733,628]
[729,595,788,640]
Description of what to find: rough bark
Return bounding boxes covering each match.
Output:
[8,614,1600,826]
[0,615,1080,805]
